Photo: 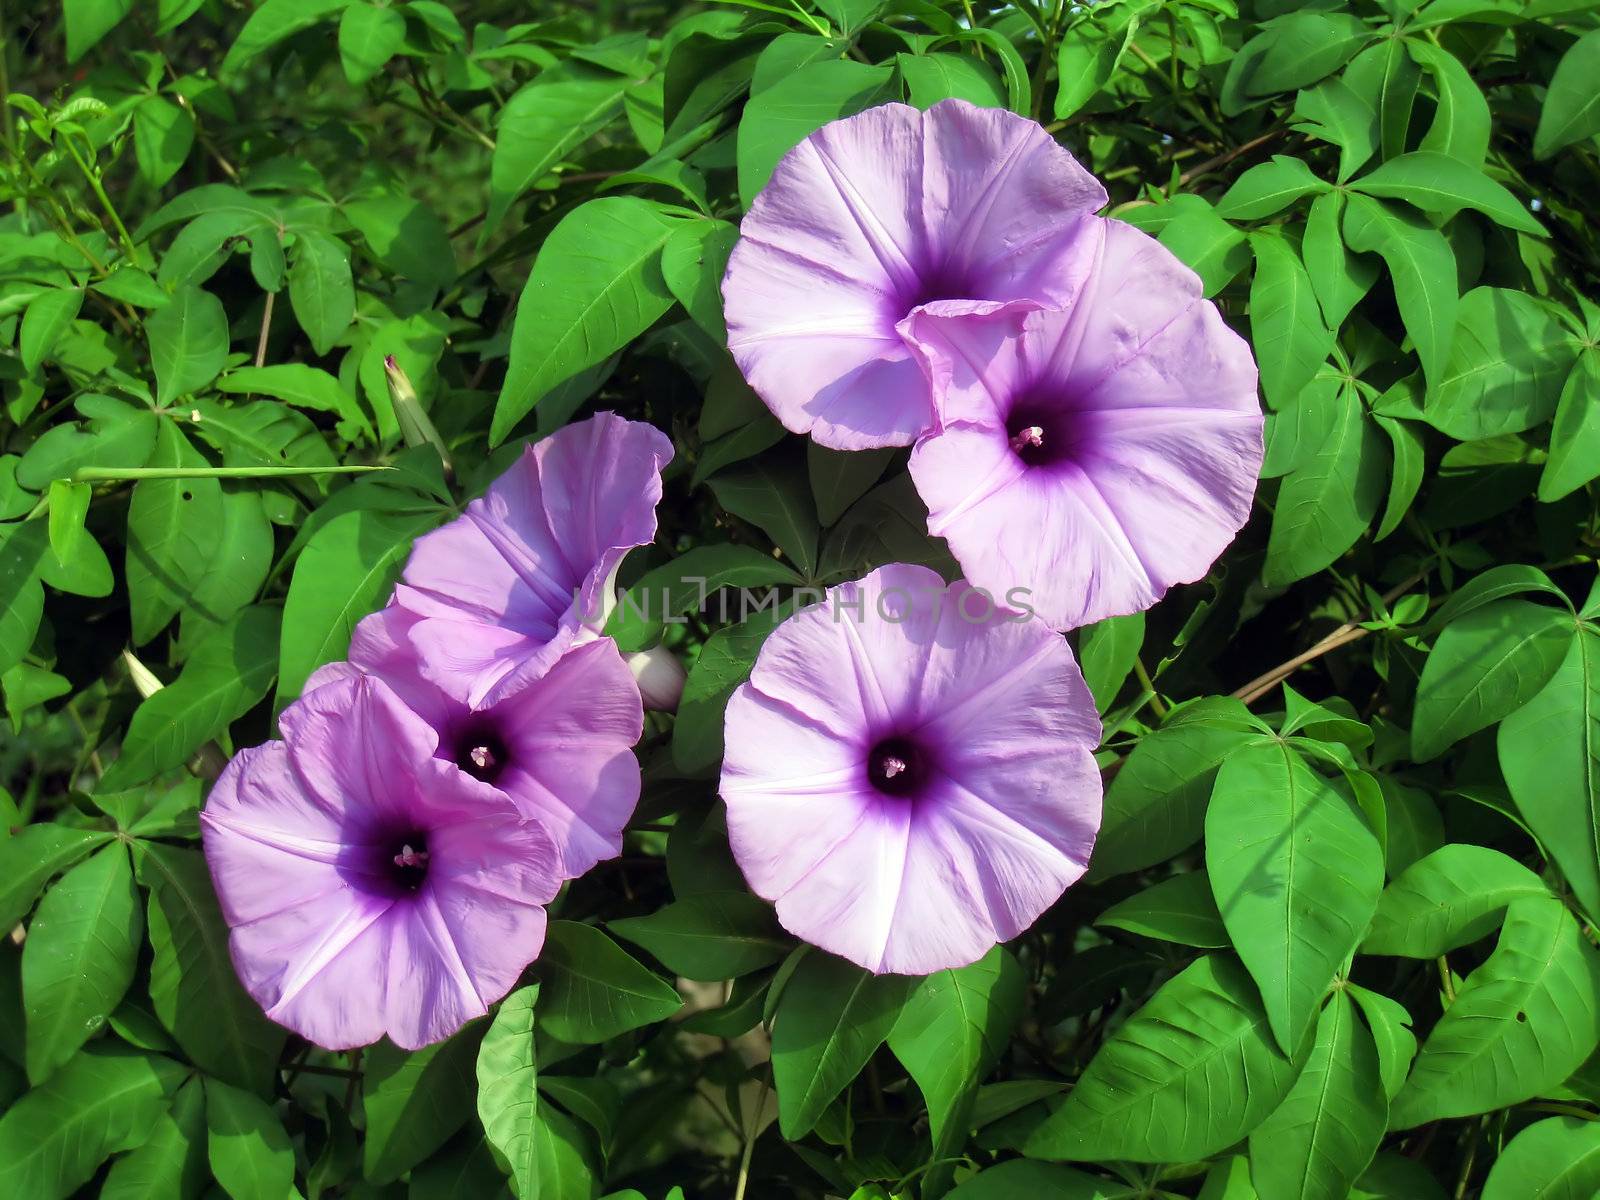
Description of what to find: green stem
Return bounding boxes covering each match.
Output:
[74,465,390,481]
[1132,658,1168,718]
[60,134,138,263]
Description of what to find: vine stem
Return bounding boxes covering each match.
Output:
[733,1070,772,1200]
[1231,572,1426,706]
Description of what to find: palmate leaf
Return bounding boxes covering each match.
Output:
[1340,193,1457,390]
[1025,955,1306,1163]
[771,951,914,1139]
[887,947,1024,1150]
[609,891,789,981]
[145,285,228,406]
[205,1078,295,1200]
[100,1077,207,1200]
[1499,627,1600,920]
[0,824,111,930]
[736,58,894,206]
[1096,870,1229,949]
[1389,897,1600,1128]
[1248,992,1387,1200]
[1534,28,1600,159]
[947,1160,1141,1198]
[126,419,224,645]
[21,842,142,1083]
[1205,739,1384,1055]
[1248,231,1334,412]
[364,1029,483,1183]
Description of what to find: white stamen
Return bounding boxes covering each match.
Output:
[880,755,908,780]
[1010,425,1045,453]
[393,844,429,869]
[469,745,495,770]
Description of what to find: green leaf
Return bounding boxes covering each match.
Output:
[1250,232,1335,412]
[1341,193,1457,390]
[206,1079,294,1200]
[708,452,819,578]
[0,1047,186,1200]
[277,506,440,705]
[1245,12,1372,97]
[64,0,135,59]
[46,479,90,569]
[1353,152,1543,234]
[1294,78,1379,183]
[1218,156,1329,221]
[1481,1116,1600,1200]
[660,219,737,341]
[476,985,540,1200]
[610,892,788,981]
[1539,349,1600,502]
[605,544,801,654]
[1090,697,1265,878]
[947,1161,1138,1199]
[1423,564,1571,634]
[21,843,141,1084]
[672,604,789,775]
[216,364,372,437]
[1263,380,1387,587]
[899,51,1006,109]
[1025,955,1306,1163]
[887,947,1024,1150]
[537,921,682,1043]
[101,605,280,789]
[1499,628,1600,921]
[494,198,678,445]
[101,1077,208,1200]
[1153,194,1251,297]
[16,394,159,490]
[1411,42,1489,166]
[338,2,405,84]
[19,287,85,373]
[1347,984,1417,1101]
[0,825,111,930]
[1423,287,1579,441]
[146,286,229,405]
[1535,28,1600,159]
[126,420,224,644]
[409,1133,512,1200]
[815,0,885,35]
[489,71,629,236]
[736,58,895,206]
[287,230,355,355]
[1205,740,1385,1054]
[1248,992,1386,1200]
[1302,192,1375,331]
[1391,897,1600,1127]
[136,843,286,1095]
[1372,414,1423,541]
[1097,870,1229,949]
[1052,14,1138,121]
[1362,844,1550,957]
[0,521,45,676]
[1078,612,1145,713]
[220,0,348,79]
[133,96,196,189]
[363,1030,482,1183]
[1412,597,1574,761]
[808,443,895,528]
[772,951,913,1138]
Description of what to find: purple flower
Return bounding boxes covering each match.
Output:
[906,219,1263,632]
[202,673,560,1051]
[719,564,1102,975]
[329,606,643,879]
[722,99,1107,451]
[390,412,674,707]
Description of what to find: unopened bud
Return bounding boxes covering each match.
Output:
[384,355,454,479]
[122,649,163,699]
[627,645,686,713]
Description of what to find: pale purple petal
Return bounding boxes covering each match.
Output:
[721,563,1101,974]
[390,413,672,706]
[724,99,1107,450]
[907,220,1263,631]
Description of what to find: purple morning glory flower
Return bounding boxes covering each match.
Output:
[905,219,1263,632]
[324,605,644,879]
[390,411,674,708]
[719,563,1102,975]
[202,673,561,1051]
[722,98,1107,451]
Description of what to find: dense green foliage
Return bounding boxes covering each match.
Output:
[3,0,1600,1197]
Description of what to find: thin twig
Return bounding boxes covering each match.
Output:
[254,290,275,368]
[733,1070,772,1200]
[1178,127,1285,188]
[1231,572,1426,706]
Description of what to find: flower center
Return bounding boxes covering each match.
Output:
[384,831,430,892]
[453,722,510,785]
[899,262,975,316]
[868,736,926,797]
[1004,401,1075,468]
